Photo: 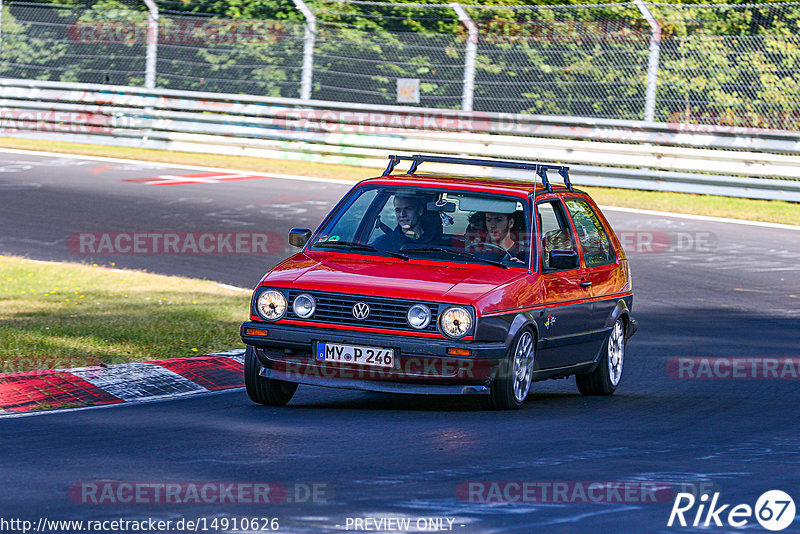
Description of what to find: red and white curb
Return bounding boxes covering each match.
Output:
[0,350,245,415]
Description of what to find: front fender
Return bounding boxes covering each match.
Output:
[504,312,539,349]
[473,311,539,350]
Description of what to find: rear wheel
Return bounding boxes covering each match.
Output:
[244,345,297,406]
[576,318,625,396]
[481,329,535,410]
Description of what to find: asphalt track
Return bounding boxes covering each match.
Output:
[1,150,799,533]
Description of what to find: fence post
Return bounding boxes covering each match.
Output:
[450,3,477,112]
[142,0,159,89]
[292,0,316,101]
[634,0,661,123]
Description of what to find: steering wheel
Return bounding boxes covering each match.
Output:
[466,241,513,261]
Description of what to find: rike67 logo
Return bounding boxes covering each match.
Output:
[668,490,796,531]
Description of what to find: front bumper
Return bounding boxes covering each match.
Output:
[240,321,507,392]
[259,367,490,395]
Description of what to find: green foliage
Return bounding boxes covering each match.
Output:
[1,0,799,128]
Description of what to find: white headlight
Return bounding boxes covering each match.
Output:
[407,304,431,329]
[256,290,287,321]
[292,293,316,319]
[439,307,472,338]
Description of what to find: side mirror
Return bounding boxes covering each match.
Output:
[548,250,579,270]
[288,228,312,248]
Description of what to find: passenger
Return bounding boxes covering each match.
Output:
[373,195,441,250]
[485,211,525,261]
[464,212,487,247]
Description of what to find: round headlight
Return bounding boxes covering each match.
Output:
[292,293,316,319]
[407,304,431,330]
[439,307,472,338]
[256,290,287,321]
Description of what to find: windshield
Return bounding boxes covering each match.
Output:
[309,186,530,268]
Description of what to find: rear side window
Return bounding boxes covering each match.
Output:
[565,199,616,268]
[536,200,576,270]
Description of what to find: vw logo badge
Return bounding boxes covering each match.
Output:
[352,302,370,320]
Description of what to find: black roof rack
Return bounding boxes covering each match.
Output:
[382,154,572,193]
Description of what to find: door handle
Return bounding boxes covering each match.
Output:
[579,280,592,288]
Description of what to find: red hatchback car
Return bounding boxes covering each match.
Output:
[240,155,636,409]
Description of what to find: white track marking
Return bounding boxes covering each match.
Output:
[218,283,251,292]
[601,206,800,231]
[1,146,796,230]
[0,147,355,184]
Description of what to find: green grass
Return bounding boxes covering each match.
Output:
[0,255,250,372]
[1,136,799,225]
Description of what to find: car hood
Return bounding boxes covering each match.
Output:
[262,252,526,304]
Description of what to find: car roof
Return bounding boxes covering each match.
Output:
[361,172,582,196]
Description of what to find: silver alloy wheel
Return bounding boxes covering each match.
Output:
[607,319,625,387]
[512,331,535,403]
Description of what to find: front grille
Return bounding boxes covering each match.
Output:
[285,290,441,333]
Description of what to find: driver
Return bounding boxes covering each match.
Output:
[373,195,439,250]
[485,212,525,261]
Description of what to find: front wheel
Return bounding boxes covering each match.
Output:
[576,318,625,396]
[481,329,535,410]
[244,345,297,406]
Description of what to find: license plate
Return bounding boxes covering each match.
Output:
[316,342,395,369]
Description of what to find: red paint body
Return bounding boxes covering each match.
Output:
[241,168,636,404]
[254,175,631,331]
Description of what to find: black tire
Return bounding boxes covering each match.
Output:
[480,328,536,410]
[244,345,297,406]
[576,317,626,396]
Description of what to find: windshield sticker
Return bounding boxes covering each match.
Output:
[328,235,341,242]
[318,235,329,242]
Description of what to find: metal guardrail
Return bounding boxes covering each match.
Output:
[1,78,799,202]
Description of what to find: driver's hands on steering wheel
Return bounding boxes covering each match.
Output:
[465,241,522,263]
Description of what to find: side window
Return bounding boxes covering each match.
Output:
[367,195,396,244]
[332,189,379,243]
[565,199,616,268]
[537,200,576,270]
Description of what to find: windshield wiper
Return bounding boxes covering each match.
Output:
[401,246,509,269]
[312,240,408,260]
